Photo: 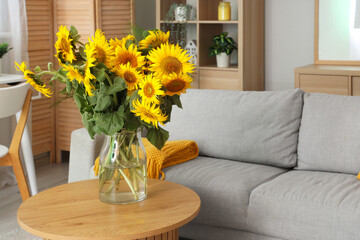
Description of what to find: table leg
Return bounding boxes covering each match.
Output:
[136,229,179,240]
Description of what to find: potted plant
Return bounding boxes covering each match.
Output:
[0,42,13,75]
[162,3,192,47]
[209,32,237,68]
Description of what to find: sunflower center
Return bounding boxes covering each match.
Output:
[61,38,71,53]
[165,78,186,92]
[161,57,182,75]
[144,83,155,97]
[142,109,156,119]
[119,53,138,68]
[150,39,164,49]
[124,71,137,83]
[95,46,107,63]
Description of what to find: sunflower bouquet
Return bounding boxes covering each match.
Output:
[15,25,194,149]
[15,25,195,203]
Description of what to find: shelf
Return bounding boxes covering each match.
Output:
[160,20,197,24]
[160,20,238,24]
[198,20,238,24]
[199,64,238,71]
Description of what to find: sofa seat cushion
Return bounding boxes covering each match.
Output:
[247,170,360,240]
[163,156,287,230]
[297,93,360,174]
[164,89,304,168]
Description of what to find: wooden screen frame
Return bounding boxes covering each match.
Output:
[314,0,360,65]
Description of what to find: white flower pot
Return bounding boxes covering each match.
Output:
[0,58,2,76]
[175,6,187,22]
[216,52,230,68]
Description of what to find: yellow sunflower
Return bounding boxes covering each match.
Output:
[54,25,76,63]
[147,43,195,76]
[131,99,167,128]
[83,43,97,96]
[139,30,170,50]
[116,63,142,90]
[162,72,192,96]
[109,44,145,70]
[138,73,164,104]
[15,61,52,97]
[62,64,84,84]
[109,34,135,50]
[88,29,113,66]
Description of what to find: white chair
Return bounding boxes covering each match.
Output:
[0,82,37,201]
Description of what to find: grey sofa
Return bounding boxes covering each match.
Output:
[68,89,360,240]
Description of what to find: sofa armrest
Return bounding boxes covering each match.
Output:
[68,128,105,183]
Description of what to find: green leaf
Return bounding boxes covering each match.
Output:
[123,107,141,131]
[142,30,151,39]
[94,106,125,135]
[147,127,169,150]
[66,79,72,93]
[94,68,106,82]
[171,94,182,108]
[87,95,97,106]
[125,39,133,49]
[81,112,96,139]
[94,94,112,112]
[70,25,78,36]
[73,94,87,113]
[129,90,140,110]
[105,77,127,95]
[131,24,145,43]
[79,46,86,59]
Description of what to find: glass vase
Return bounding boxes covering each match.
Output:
[98,129,147,204]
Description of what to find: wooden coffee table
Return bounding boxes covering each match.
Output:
[17,179,201,240]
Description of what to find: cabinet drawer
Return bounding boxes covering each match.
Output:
[299,74,349,95]
[352,77,360,96]
[199,69,240,90]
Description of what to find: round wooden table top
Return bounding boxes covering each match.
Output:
[17,179,201,240]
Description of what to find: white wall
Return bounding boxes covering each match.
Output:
[265,0,314,90]
[135,0,315,91]
[135,0,156,30]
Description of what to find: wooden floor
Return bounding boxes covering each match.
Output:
[0,162,69,236]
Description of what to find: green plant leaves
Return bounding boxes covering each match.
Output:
[171,95,182,108]
[106,77,127,95]
[93,106,125,136]
[81,112,96,139]
[94,95,112,112]
[123,107,141,131]
[208,32,237,57]
[147,127,169,150]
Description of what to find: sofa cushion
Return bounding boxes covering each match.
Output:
[246,170,360,240]
[297,93,360,174]
[164,89,304,168]
[163,156,287,230]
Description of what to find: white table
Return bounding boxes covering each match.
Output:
[0,74,38,195]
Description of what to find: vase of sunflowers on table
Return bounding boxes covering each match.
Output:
[15,25,195,204]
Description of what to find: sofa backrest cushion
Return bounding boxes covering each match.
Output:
[163,88,304,168]
[297,93,360,175]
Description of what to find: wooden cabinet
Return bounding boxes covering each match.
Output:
[156,0,264,91]
[295,64,360,96]
[26,0,56,163]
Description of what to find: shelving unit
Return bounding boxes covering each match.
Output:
[156,0,264,91]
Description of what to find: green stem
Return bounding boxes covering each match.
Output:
[105,169,121,193]
[104,72,118,107]
[35,70,67,83]
[126,134,136,158]
[118,168,138,200]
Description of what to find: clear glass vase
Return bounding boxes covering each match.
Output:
[98,129,147,204]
